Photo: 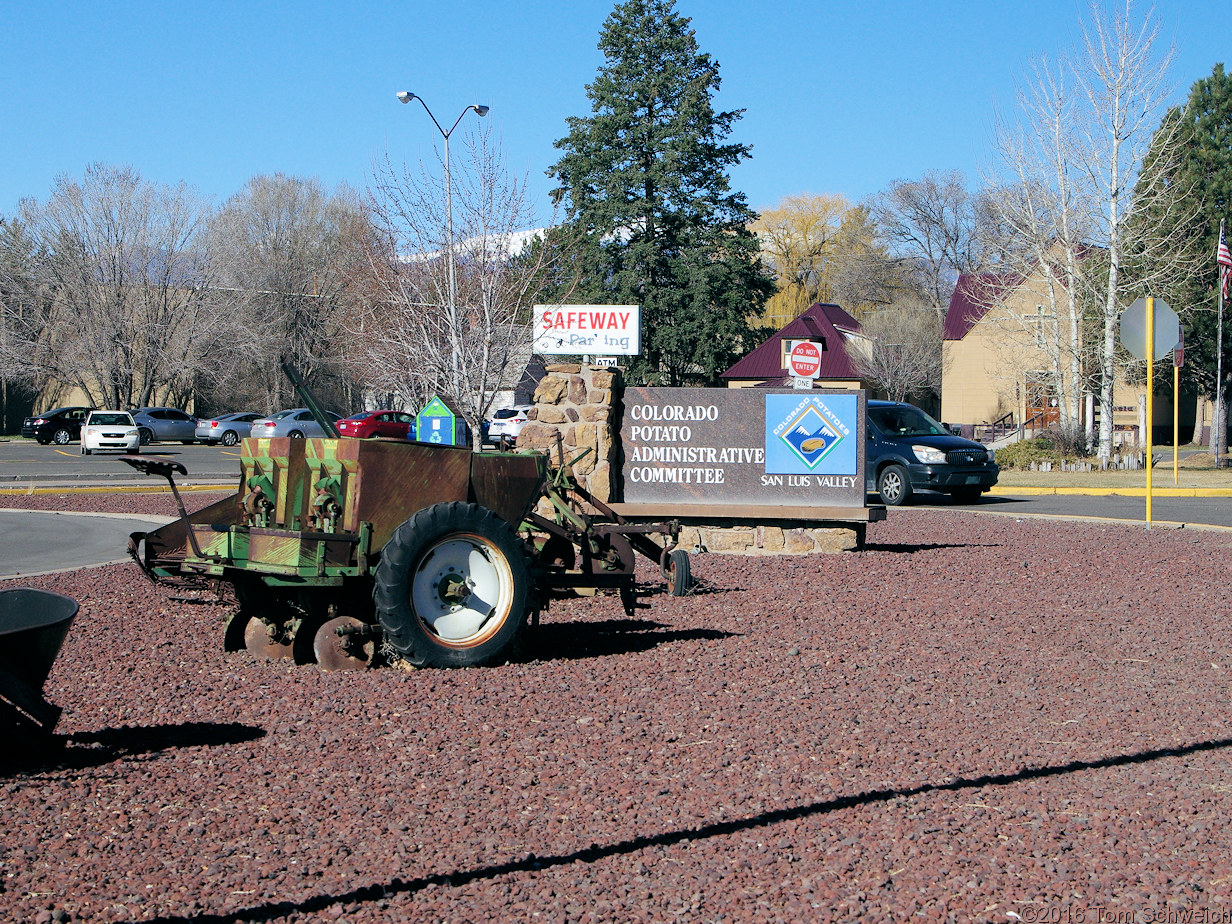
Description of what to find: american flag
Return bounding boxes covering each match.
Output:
[1219,220,1232,300]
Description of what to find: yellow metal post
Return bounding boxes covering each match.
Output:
[1146,296,1154,528]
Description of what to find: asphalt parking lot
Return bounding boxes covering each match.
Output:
[0,438,243,487]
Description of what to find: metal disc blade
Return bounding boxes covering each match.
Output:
[313,616,375,672]
[243,616,294,660]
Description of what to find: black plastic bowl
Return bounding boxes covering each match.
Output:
[0,588,79,693]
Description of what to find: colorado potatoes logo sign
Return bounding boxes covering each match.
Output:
[777,404,843,468]
[765,395,856,476]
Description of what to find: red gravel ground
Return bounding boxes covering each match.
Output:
[3,500,1232,923]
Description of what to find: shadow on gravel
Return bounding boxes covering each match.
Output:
[141,734,1232,924]
[862,541,1001,553]
[520,618,738,662]
[0,721,265,776]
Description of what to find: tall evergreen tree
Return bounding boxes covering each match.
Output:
[1131,63,1232,442]
[549,0,773,385]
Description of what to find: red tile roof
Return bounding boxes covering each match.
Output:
[943,272,1022,341]
[721,303,866,381]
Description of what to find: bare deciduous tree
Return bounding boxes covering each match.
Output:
[866,169,993,318]
[853,305,943,403]
[209,174,368,412]
[1069,0,1195,458]
[361,126,567,448]
[988,53,1098,438]
[0,163,231,409]
[984,1,1197,458]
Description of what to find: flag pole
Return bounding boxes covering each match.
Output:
[1218,219,1228,468]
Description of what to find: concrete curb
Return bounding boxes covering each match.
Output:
[0,483,232,496]
[988,485,1232,498]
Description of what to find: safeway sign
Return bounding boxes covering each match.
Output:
[788,341,822,378]
[533,305,641,357]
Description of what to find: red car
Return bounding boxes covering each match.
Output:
[336,410,416,439]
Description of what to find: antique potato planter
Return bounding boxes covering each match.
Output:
[126,431,687,671]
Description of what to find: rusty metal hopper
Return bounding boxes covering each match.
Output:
[0,588,79,736]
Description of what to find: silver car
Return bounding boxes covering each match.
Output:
[195,412,262,446]
[249,408,340,440]
[131,407,198,445]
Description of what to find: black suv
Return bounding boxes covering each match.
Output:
[21,407,93,445]
[865,400,999,505]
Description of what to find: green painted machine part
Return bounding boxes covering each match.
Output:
[126,432,687,671]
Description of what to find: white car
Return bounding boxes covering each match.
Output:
[485,405,534,446]
[80,411,140,455]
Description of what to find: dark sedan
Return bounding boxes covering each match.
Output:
[21,407,92,445]
[865,400,999,505]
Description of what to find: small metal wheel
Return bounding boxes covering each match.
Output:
[537,534,576,570]
[242,615,295,659]
[313,616,376,671]
[666,549,691,596]
[877,464,913,506]
[221,430,239,446]
[52,428,71,445]
[225,586,296,660]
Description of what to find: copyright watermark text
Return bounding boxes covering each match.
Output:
[1010,907,1232,923]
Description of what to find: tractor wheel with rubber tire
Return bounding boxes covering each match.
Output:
[138,428,153,446]
[221,430,239,446]
[667,549,691,596]
[374,502,530,668]
[52,428,71,445]
[877,464,913,506]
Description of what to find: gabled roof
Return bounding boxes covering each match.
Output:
[943,272,1023,341]
[721,303,866,381]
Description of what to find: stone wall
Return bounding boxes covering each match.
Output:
[518,364,860,553]
[678,523,858,555]
[516,364,619,504]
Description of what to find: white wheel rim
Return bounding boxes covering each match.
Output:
[411,533,514,646]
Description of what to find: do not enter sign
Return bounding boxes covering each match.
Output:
[788,341,822,378]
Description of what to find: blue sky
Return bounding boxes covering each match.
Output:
[0,1,1225,225]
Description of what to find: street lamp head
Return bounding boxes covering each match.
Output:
[474,105,490,117]
[395,91,416,104]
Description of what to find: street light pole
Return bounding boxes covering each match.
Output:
[395,91,489,399]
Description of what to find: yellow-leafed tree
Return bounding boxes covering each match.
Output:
[751,194,890,329]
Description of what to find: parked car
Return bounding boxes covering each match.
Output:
[249,408,341,440]
[131,407,198,445]
[22,407,92,445]
[195,412,262,446]
[865,400,999,506]
[80,411,140,455]
[336,410,416,440]
[485,405,534,447]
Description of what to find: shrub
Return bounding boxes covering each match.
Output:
[995,430,1094,470]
